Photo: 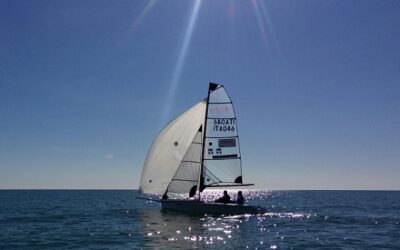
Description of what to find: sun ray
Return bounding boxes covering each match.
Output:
[161,0,202,125]
[129,0,158,33]
[118,0,158,45]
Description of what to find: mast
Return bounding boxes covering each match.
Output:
[198,82,218,200]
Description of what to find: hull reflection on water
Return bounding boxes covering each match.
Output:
[161,199,266,215]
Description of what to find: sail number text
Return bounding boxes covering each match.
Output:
[212,118,236,132]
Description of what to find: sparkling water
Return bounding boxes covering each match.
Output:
[1,190,399,249]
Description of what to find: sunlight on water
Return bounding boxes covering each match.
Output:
[1,190,399,249]
[200,188,272,202]
[139,190,321,248]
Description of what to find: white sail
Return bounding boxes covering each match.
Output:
[202,85,243,187]
[139,100,206,195]
[167,128,202,197]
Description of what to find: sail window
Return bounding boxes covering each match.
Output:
[218,138,236,147]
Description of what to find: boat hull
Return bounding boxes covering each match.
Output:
[161,200,266,215]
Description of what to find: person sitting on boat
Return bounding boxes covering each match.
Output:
[236,191,245,205]
[214,190,231,203]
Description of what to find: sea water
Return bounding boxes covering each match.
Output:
[0,190,399,249]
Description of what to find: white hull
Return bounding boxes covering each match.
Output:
[161,199,266,215]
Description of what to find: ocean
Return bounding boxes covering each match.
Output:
[0,190,399,249]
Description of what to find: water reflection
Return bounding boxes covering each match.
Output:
[134,190,314,249]
[134,190,400,249]
[1,190,398,249]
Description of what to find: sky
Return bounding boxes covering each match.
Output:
[1,0,399,190]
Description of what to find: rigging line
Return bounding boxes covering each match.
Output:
[199,84,212,198]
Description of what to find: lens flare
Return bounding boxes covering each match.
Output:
[251,0,281,56]
[251,0,270,52]
[118,0,158,45]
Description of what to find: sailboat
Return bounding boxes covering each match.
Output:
[139,82,266,215]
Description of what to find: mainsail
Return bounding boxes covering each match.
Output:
[201,83,243,189]
[139,100,206,195]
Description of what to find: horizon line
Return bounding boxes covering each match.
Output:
[0,188,399,191]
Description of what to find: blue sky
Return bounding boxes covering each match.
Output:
[1,0,399,189]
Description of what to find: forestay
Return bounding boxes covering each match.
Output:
[139,100,206,195]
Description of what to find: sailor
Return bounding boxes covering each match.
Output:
[214,190,231,203]
[236,191,245,205]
